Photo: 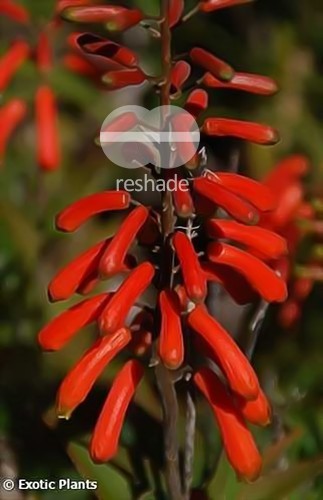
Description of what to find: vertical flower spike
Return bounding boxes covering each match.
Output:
[170,61,191,95]
[35,85,61,171]
[188,305,260,399]
[56,191,130,232]
[158,290,184,369]
[0,40,30,91]
[36,31,53,73]
[102,68,146,89]
[207,242,288,302]
[99,206,149,278]
[202,72,278,96]
[235,389,272,427]
[199,0,254,13]
[57,327,131,419]
[184,89,209,119]
[90,359,144,462]
[202,118,279,145]
[0,99,27,166]
[169,0,184,27]
[190,47,234,82]
[38,293,111,351]
[194,367,262,482]
[99,262,155,335]
[173,231,207,303]
[0,1,30,23]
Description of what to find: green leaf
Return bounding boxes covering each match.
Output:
[67,442,132,500]
[238,457,323,500]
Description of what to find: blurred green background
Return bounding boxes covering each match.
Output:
[0,0,323,498]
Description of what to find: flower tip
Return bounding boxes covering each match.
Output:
[220,67,235,82]
[60,7,75,21]
[57,408,72,421]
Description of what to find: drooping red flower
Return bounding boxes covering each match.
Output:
[0,99,27,166]
[158,290,184,369]
[35,85,61,171]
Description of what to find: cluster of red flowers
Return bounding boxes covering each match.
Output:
[38,0,290,484]
[0,2,61,170]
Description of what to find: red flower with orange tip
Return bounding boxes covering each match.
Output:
[190,47,234,82]
[194,367,262,482]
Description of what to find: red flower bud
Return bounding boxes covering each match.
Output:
[169,0,184,27]
[105,9,143,32]
[48,239,110,302]
[36,31,53,72]
[56,0,102,15]
[188,305,260,399]
[99,262,155,335]
[170,112,199,169]
[262,183,304,230]
[38,293,111,351]
[184,89,209,119]
[56,191,130,232]
[90,359,144,462]
[194,367,262,481]
[173,231,207,303]
[235,389,272,427]
[99,206,149,277]
[100,111,138,143]
[35,85,61,171]
[206,219,287,260]
[207,172,276,212]
[207,242,287,302]
[57,327,131,419]
[190,47,234,82]
[202,262,257,304]
[264,155,309,194]
[202,118,279,145]
[0,40,30,91]
[194,177,259,224]
[165,170,194,218]
[0,1,29,23]
[0,99,27,166]
[159,290,184,369]
[102,68,146,89]
[170,60,191,94]
[61,5,127,23]
[199,0,254,13]
[63,53,99,78]
[202,71,278,95]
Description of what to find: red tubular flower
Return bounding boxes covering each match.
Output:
[194,177,259,225]
[208,172,276,212]
[0,99,27,166]
[0,40,30,91]
[184,89,209,119]
[36,31,53,73]
[235,389,272,426]
[207,242,287,302]
[56,191,130,232]
[190,47,234,82]
[264,155,309,195]
[35,85,61,171]
[56,0,102,15]
[61,5,128,22]
[194,367,262,482]
[57,327,131,419]
[70,33,138,70]
[102,68,146,89]
[0,1,29,23]
[158,290,184,369]
[201,262,257,304]
[170,61,191,94]
[188,305,260,399]
[169,0,184,27]
[48,239,111,302]
[104,9,143,32]
[170,111,200,169]
[202,118,279,145]
[166,170,194,218]
[202,72,278,95]
[199,0,254,12]
[206,219,287,260]
[99,205,149,278]
[63,53,100,78]
[90,359,144,462]
[38,293,111,351]
[99,262,155,335]
[100,111,138,143]
[173,231,207,303]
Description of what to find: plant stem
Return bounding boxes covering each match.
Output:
[154,2,184,500]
